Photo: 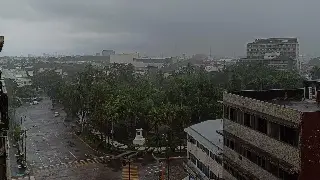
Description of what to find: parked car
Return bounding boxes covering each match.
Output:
[54,112,60,117]
[30,101,39,105]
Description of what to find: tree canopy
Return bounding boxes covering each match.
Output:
[32,62,304,150]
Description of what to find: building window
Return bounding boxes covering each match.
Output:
[244,113,253,128]
[189,152,197,165]
[267,161,279,177]
[268,121,280,139]
[230,108,236,121]
[257,155,266,169]
[209,171,218,179]
[237,110,243,124]
[280,125,299,146]
[279,168,299,180]
[256,117,267,134]
[224,137,235,150]
[230,140,235,150]
[224,105,229,119]
[188,135,196,144]
[215,155,222,165]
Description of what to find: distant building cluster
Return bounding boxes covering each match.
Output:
[110,53,177,74]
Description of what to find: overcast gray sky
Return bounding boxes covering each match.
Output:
[0,0,319,57]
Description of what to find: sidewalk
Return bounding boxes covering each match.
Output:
[9,105,29,178]
[8,137,27,178]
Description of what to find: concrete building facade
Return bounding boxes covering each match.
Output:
[102,50,115,56]
[245,38,299,71]
[247,38,299,60]
[222,80,320,180]
[184,119,228,180]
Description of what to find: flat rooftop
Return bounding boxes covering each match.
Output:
[184,119,223,150]
[248,38,298,44]
[234,88,320,113]
[268,99,320,112]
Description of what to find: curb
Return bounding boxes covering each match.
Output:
[73,133,107,157]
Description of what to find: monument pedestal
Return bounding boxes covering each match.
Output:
[133,128,145,146]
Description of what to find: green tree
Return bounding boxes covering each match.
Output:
[311,66,320,79]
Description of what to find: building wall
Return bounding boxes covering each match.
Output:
[110,54,138,64]
[102,50,115,56]
[224,145,278,180]
[187,141,223,178]
[300,111,320,180]
[222,169,237,180]
[247,38,299,60]
[224,119,300,170]
[223,92,301,125]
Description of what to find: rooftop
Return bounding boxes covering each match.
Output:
[249,38,298,44]
[184,119,223,150]
[268,99,320,112]
[134,57,172,64]
[234,87,320,113]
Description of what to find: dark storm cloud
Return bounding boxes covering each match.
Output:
[1,0,320,56]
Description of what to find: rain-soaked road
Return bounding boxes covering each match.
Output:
[15,97,121,180]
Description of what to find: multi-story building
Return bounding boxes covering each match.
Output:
[222,80,320,180]
[239,55,296,71]
[0,36,9,180]
[102,50,115,56]
[184,119,227,180]
[247,38,299,60]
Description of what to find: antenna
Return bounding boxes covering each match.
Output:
[209,46,212,58]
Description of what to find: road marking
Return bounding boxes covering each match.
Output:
[55,153,62,164]
[69,151,77,160]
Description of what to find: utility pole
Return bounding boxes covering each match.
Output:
[128,159,131,180]
[165,134,169,180]
[24,130,26,163]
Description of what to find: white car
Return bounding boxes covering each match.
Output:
[30,101,39,105]
[54,112,60,117]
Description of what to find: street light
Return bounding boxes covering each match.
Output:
[20,125,36,168]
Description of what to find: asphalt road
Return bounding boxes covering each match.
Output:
[14,98,121,180]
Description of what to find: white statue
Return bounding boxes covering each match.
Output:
[133,128,145,146]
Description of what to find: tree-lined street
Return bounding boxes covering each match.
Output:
[11,97,121,180]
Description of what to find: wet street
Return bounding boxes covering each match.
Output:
[13,98,121,180]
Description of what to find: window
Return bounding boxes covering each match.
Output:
[210,151,214,160]
[268,121,280,139]
[280,125,299,146]
[215,155,222,165]
[257,117,267,134]
[224,105,229,119]
[244,148,252,160]
[237,110,243,124]
[209,171,218,179]
[224,137,235,150]
[244,113,252,128]
[189,152,197,165]
[257,155,266,169]
[230,108,236,121]
[279,167,298,180]
[224,137,230,147]
[230,139,235,150]
[267,161,279,177]
[203,147,209,155]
